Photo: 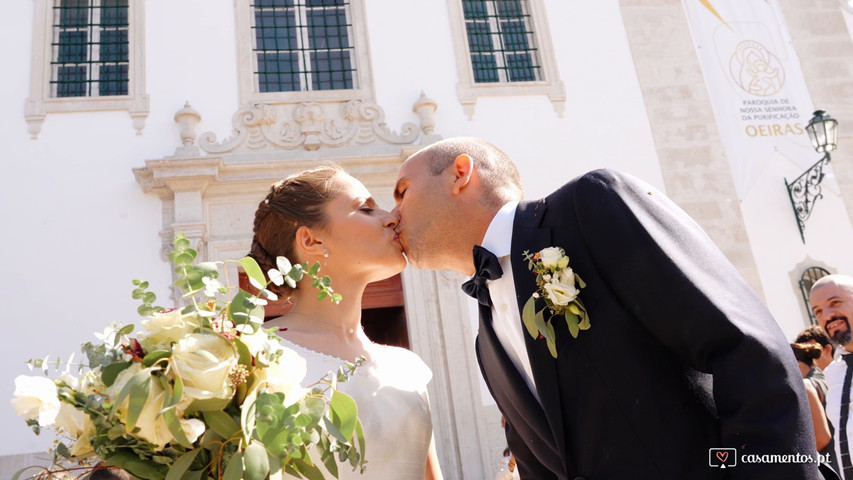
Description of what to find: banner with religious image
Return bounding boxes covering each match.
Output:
[682,0,828,200]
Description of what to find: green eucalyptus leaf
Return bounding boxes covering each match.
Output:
[242,388,259,445]
[203,410,241,440]
[101,361,132,387]
[244,441,271,480]
[355,418,366,466]
[291,457,325,480]
[306,262,321,276]
[105,450,169,480]
[222,450,244,480]
[142,350,171,367]
[172,251,196,267]
[174,235,192,250]
[164,447,202,480]
[330,391,358,440]
[565,311,580,338]
[109,368,152,429]
[521,296,538,339]
[238,256,267,290]
[323,416,348,443]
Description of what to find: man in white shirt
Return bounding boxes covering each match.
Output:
[811,274,853,479]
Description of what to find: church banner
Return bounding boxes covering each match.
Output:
[682,0,825,200]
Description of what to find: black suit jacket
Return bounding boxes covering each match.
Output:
[475,169,822,479]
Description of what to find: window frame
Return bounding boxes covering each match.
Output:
[234,0,375,106]
[447,0,565,118]
[26,0,149,138]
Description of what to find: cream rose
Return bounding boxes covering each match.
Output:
[69,416,96,456]
[172,333,238,403]
[254,347,308,406]
[139,309,200,350]
[543,280,579,306]
[11,375,60,426]
[237,326,283,365]
[106,363,204,449]
[54,402,88,438]
[538,247,565,269]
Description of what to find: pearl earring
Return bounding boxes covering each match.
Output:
[323,248,329,266]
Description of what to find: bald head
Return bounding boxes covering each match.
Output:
[809,274,853,349]
[409,137,523,209]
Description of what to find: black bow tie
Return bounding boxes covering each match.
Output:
[462,245,503,307]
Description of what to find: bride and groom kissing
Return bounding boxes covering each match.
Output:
[252,137,831,479]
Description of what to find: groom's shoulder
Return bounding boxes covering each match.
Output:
[550,168,636,199]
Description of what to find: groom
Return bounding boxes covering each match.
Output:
[391,137,826,479]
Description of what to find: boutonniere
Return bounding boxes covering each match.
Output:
[521,247,590,358]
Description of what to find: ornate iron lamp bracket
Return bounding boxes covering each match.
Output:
[785,153,831,243]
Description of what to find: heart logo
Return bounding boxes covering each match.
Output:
[716,451,729,463]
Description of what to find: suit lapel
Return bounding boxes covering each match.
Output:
[475,303,563,473]
[510,198,571,473]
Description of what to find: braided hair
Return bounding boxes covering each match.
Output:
[248,164,345,298]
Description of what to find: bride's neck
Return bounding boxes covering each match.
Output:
[284,277,366,340]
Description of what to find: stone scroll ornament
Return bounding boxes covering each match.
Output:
[198,100,419,153]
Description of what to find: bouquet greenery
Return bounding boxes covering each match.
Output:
[12,234,364,480]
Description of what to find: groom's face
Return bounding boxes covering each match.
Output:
[392,155,457,269]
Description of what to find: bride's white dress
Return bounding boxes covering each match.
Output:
[280,338,433,479]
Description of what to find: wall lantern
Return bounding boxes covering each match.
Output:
[785,110,839,243]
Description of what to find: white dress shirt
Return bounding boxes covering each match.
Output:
[825,353,852,477]
[480,201,540,404]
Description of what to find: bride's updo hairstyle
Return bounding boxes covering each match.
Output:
[248,164,345,298]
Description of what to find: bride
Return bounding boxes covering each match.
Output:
[248,165,443,480]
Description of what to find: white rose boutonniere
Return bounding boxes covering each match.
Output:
[522,247,591,358]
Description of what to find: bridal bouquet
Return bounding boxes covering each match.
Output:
[12,234,364,480]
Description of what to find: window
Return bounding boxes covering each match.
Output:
[236,0,373,105]
[463,0,541,84]
[799,266,831,325]
[26,0,148,138]
[52,0,129,98]
[448,0,565,117]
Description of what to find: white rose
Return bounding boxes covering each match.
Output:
[106,363,204,449]
[559,267,575,285]
[11,375,60,426]
[255,347,308,406]
[538,247,565,268]
[133,378,177,449]
[543,280,579,306]
[139,309,200,350]
[54,402,88,438]
[181,418,206,444]
[69,416,96,456]
[172,333,238,403]
[237,326,283,365]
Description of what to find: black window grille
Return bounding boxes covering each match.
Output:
[252,0,356,93]
[462,0,542,84]
[799,266,831,325]
[51,0,129,98]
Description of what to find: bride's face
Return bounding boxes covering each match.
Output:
[321,173,406,282]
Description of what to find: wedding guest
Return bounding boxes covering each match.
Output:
[792,342,834,455]
[811,274,853,480]
[799,324,837,371]
[248,165,443,480]
[392,136,827,479]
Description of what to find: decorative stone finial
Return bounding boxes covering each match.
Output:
[412,92,438,135]
[173,102,202,156]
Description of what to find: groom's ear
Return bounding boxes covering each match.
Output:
[294,225,325,258]
[451,154,474,196]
